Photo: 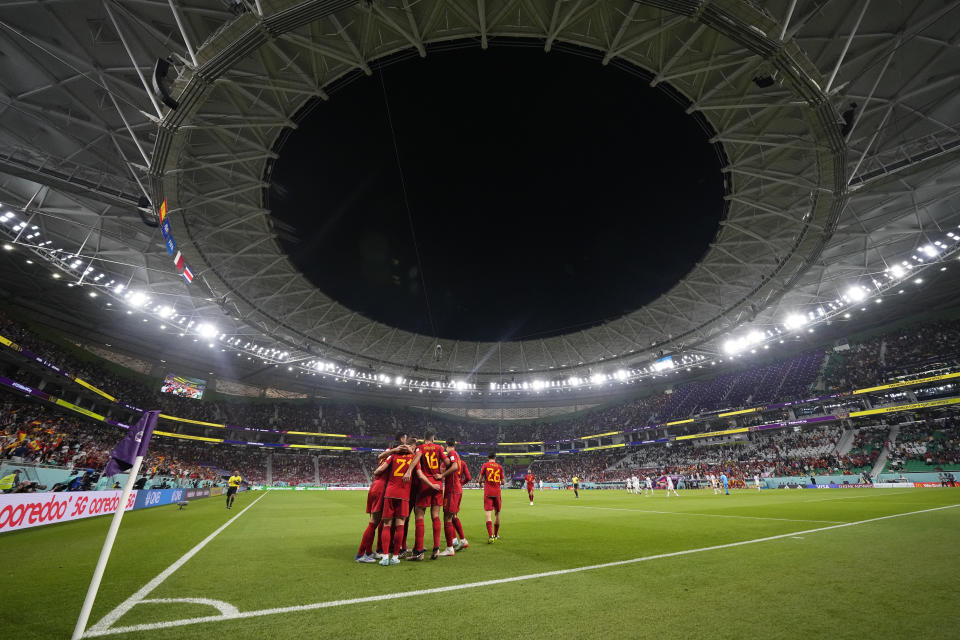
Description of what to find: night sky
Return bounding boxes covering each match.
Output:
[269,45,724,342]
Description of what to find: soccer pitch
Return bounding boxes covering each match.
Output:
[5,488,960,639]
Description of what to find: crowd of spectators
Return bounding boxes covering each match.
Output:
[888,416,960,470]
[823,318,960,391]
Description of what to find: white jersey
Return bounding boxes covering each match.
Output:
[645,477,653,488]
[631,476,639,489]
[666,476,675,490]
[710,474,718,487]
[754,475,761,485]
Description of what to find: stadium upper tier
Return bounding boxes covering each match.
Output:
[0,1,958,396]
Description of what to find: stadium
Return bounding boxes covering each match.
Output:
[1,0,959,637]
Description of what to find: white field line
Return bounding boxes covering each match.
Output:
[562,504,845,524]
[86,492,268,635]
[83,503,959,638]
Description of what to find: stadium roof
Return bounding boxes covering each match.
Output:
[0,0,958,391]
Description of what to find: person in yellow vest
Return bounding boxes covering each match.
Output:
[227,470,242,509]
[572,475,580,499]
[0,469,21,493]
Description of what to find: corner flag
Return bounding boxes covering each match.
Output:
[104,410,160,477]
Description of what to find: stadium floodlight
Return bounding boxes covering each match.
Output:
[889,264,905,278]
[746,330,764,345]
[568,376,581,387]
[157,306,174,318]
[126,291,148,307]
[196,323,218,338]
[784,314,807,330]
[454,380,468,391]
[615,369,629,380]
[2,243,12,251]
[88,291,97,298]
[914,278,923,284]
[846,286,866,302]
[723,339,741,355]
[590,373,605,385]
[921,245,938,257]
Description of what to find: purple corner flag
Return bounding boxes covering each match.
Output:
[104,410,160,477]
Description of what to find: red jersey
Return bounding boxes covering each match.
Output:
[444,450,463,494]
[384,452,415,500]
[524,473,535,487]
[479,461,504,497]
[460,460,472,484]
[417,442,447,481]
[370,463,389,492]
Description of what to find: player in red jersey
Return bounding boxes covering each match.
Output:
[451,455,471,548]
[407,432,449,560]
[524,469,536,506]
[355,434,411,563]
[436,439,464,556]
[375,442,427,566]
[479,452,505,543]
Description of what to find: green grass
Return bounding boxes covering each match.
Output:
[4,488,960,639]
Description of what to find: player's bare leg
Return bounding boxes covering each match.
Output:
[485,509,495,543]
[493,509,501,539]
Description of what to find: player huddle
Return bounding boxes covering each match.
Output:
[354,432,505,566]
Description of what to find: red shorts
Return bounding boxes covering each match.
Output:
[526,484,534,493]
[415,484,443,508]
[483,495,502,512]
[382,497,409,520]
[443,491,462,514]
[365,485,385,514]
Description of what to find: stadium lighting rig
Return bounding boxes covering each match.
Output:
[719,229,960,358]
[4,197,960,399]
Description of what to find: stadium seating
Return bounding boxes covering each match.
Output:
[4,310,960,490]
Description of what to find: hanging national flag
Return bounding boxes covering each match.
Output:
[173,250,185,272]
[182,266,194,284]
[164,236,176,256]
[103,410,160,477]
[160,219,172,240]
[158,199,168,223]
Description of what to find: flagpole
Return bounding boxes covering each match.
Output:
[71,455,144,640]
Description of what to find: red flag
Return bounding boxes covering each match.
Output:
[173,251,185,272]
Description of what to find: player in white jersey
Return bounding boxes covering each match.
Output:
[754,474,763,492]
[644,475,653,496]
[626,477,633,493]
[631,475,639,496]
[710,473,720,495]
[538,479,543,490]
[665,475,679,497]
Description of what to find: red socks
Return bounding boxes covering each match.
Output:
[432,517,442,550]
[444,521,456,548]
[454,518,465,539]
[486,521,493,537]
[382,525,393,557]
[494,522,500,536]
[358,523,375,556]
[415,518,425,551]
[376,522,384,554]
[392,524,402,555]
